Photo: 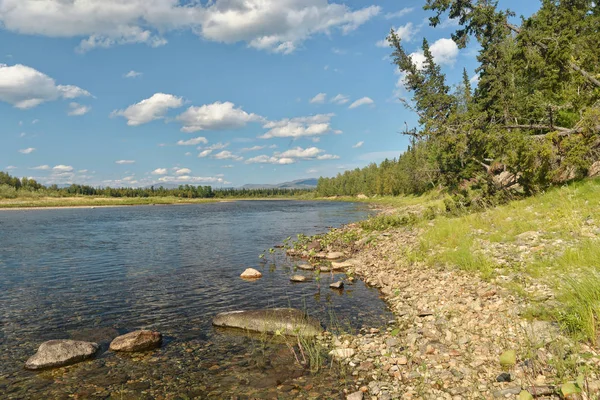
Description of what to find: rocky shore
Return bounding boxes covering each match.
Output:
[297,222,600,399]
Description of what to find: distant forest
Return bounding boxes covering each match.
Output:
[0,171,312,199]
[317,0,599,202]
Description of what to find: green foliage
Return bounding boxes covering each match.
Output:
[319,0,599,202]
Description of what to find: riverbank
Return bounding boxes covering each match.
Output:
[299,178,600,399]
[0,196,315,210]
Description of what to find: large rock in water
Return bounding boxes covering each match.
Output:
[25,340,99,370]
[109,330,162,352]
[213,308,322,337]
[240,268,262,279]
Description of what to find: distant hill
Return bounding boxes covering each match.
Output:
[241,178,318,190]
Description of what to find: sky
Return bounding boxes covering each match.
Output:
[0,0,540,188]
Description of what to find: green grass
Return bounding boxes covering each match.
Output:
[402,177,600,342]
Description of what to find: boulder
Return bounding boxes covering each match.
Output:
[357,194,368,199]
[320,266,332,272]
[331,261,353,270]
[347,391,364,400]
[329,348,355,360]
[109,330,162,352]
[326,252,345,260]
[296,263,314,271]
[213,308,322,337]
[240,268,262,279]
[307,240,322,252]
[589,161,600,177]
[330,281,344,289]
[25,340,99,370]
[290,275,307,283]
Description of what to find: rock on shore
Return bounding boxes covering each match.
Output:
[109,330,162,352]
[25,340,99,370]
[213,308,323,337]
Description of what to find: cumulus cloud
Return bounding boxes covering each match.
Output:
[19,147,35,154]
[124,70,142,78]
[376,22,417,47]
[197,142,229,158]
[176,101,263,133]
[68,102,91,116]
[213,151,243,161]
[0,1,379,53]
[352,141,364,148]
[152,168,168,175]
[330,94,350,105]
[309,93,326,104]
[246,146,338,164]
[31,165,50,170]
[259,114,334,139]
[175,168,191,175]
[177,136,208,146]
[428,38,459,66]
[349,97,374,109]
[53,165,73,172]
[116,160,135,165]
[384,7,414,19]
[111,93,183,126]
[0,64,91,109]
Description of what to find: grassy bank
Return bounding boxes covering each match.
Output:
[0,196,223,209]
[350,177,600,343]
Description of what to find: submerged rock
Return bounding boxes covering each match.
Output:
[109,330,162,352]
[330,281,344,289]
[296,263,314,271]
[290,275,308,282]
[25,340,99,370]
[240,268,262,279]
[213,308,323,337]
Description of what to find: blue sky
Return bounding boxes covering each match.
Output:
[0,0,539,187]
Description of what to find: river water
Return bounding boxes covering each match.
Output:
[0,201,393,399]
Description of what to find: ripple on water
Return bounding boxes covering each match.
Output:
[0,201,393,398]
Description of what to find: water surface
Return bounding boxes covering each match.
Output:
[0,201,392,399]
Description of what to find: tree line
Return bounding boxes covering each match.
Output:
[0,172,312,199]
[318,0,599,203]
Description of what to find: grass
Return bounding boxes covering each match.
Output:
[396,177,600,343]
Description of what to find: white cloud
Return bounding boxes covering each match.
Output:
[19,147,35,154]
[124,70,142,78]
[429,38,459,66]
[221,165,234,168]
[213,151,243,161]
[176,101,262,133]
[197,142,230,158]
[116,160,135,165]
[376,22,417,47]
[111,93,183,126]
[330,94,350,105]
[352,141,364,148]
[31,165,50,170]
[349,97,374,109]
[6,165,17,170]
[31,119,39,124]
[53,165,73,172]
[246,146,338,164]
[309,93,327,104]
[259,113,334,139]
[177,136,208,146]
[68,102,91,116]
[175,168,192,175]
[0,64,91,109]
[241,145,266,152]
[158,176,226,184]
[152,168,168,175]
[0,1,380,53]
[384,7,414,19]
[470,74,480,85]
